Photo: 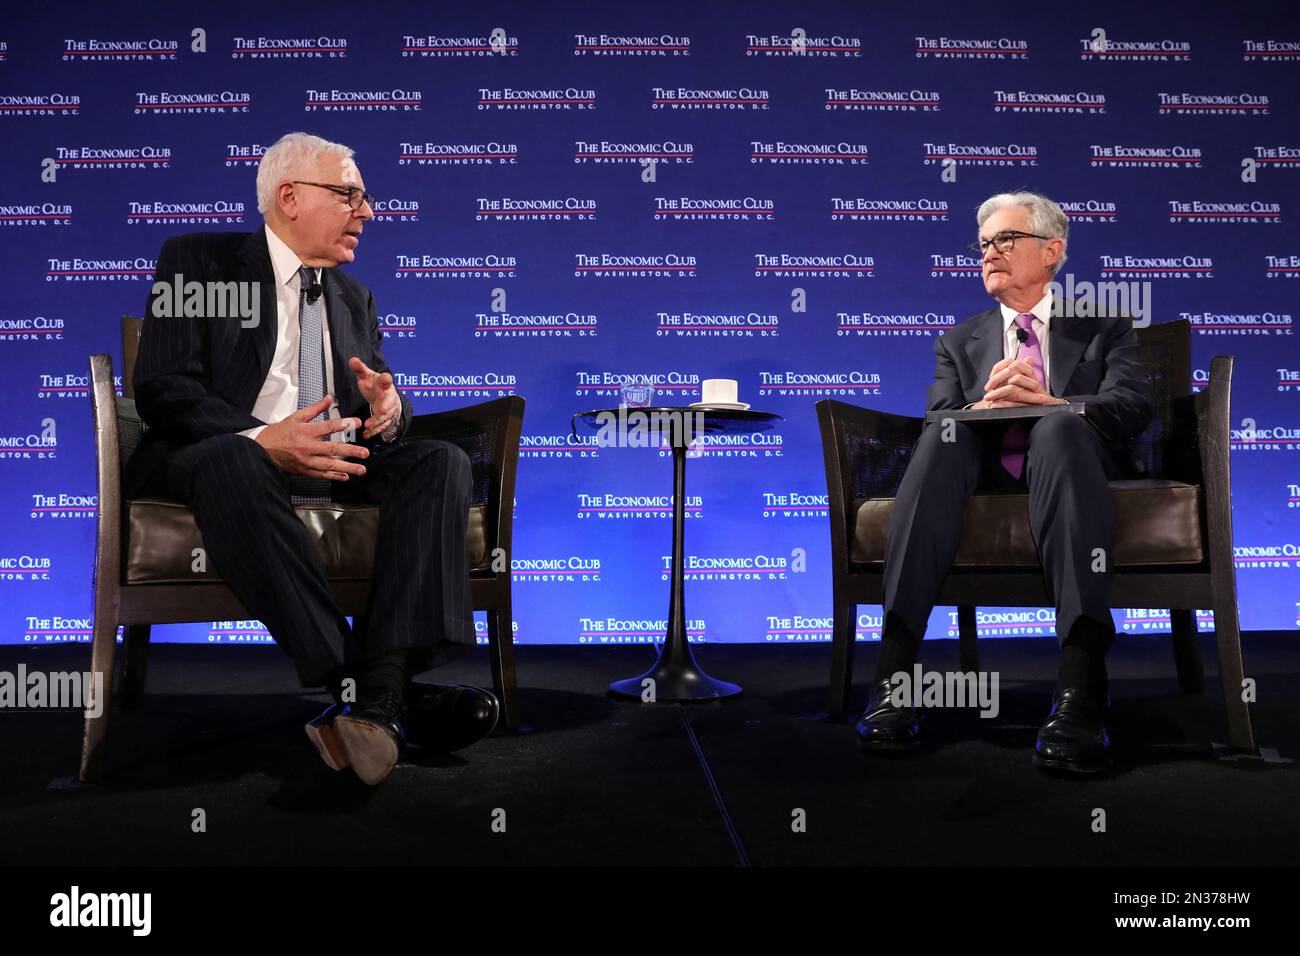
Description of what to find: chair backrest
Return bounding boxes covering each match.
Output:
[122,315,143,398]
[115,316,146,470]
[406,400,526,514]
[430,421,503,509]
[1128,319,1191,479]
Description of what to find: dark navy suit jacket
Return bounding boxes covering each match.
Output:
[127,229,412,497]
[926,306,1155,468]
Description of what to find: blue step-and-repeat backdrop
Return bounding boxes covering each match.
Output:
[1,1,1297,651]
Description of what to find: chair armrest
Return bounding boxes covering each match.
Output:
[89,354,123,598]
[1195,356,1235,564]
[1162,354,1233,488]
[816,399,924,501]
[816,399,924,577]
[407,396,523,441]
[406,396,525,563]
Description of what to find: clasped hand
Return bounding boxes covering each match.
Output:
[971,356,1066,410]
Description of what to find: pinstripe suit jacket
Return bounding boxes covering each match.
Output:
[126,229,413,498]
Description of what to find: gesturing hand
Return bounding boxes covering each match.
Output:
[255,396,370,480]
[349,356,401,439]
[972,356,1065,409]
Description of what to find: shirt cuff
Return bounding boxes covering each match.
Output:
[238,425,267,442]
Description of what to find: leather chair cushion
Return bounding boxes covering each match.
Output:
[850,480,1203,568]
[125,499,489,584]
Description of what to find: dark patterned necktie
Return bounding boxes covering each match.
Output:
[289,265,331,504]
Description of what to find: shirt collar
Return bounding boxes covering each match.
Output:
[999,289,1053,333]
[263,222,318,290]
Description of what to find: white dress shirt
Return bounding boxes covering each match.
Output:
[239,224,396,443]
[998,290,1054,386]
[960,291,1066,409]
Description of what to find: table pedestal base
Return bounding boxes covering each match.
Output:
[571,407,782,706]
[609,657,742,702]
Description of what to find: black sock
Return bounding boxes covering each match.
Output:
[874,612,921,684]
[1057,617,1112,698]
[320,667,351,707]
[358,650,410,702]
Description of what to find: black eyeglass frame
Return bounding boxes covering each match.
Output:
[967,230,1053,256]
[291,180,376,212]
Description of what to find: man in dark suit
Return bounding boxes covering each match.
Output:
[130,132,497,785]
[857,191,1154,772]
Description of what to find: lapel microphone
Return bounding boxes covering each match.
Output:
[1015,327,1028,344]
[304,269,323,304]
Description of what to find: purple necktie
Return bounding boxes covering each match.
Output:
[1000,313,1046,479]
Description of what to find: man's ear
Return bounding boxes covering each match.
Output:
[1044,239,1063,269]
[276,181,298,221]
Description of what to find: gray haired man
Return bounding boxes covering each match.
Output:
[130,132,499,785]
[857,191,1154,773]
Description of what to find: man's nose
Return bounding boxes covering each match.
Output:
[355,198,374,221]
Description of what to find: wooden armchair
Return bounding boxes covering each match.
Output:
[816,319,1255,752]
[80,316,525,781]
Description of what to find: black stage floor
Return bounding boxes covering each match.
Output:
[1,635,1296,867]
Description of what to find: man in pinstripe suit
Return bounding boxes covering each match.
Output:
[129,132,498,785]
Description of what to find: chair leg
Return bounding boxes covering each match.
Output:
[828,598,856,719]
[1209,587,1256,753]
[1169,609,1204,693]
[79,617,120,783]
[487,592,520,731]
[958,605,979,673]
[120,624,152,711]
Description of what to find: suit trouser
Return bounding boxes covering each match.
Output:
[881,411,1118,647]
[137,432,475,685]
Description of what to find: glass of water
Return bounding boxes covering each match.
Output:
[620,376,656,408]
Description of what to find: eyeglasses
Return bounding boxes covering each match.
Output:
[291,181,375,212]
[968,230,1051,256]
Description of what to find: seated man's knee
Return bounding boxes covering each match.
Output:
[1027,413,1108,478]
[917,419,979,457]
[184,433,282,501]
[411,440,473,495]
[1028,410,1091,454]
[445,442,473,490]
[191,433,273,476]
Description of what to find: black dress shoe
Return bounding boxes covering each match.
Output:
[304,702,350,771]
[1033,687,1112,774]
[856,677,921,752]
[333,689,407,785]
[405,683,499,752]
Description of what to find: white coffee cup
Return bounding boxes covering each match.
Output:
[700,378,739,405]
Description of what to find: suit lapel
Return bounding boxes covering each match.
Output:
[237,231,278,394]
[323,269,354,412]
[1048,311,1088,397]
[965,308,1005,403]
